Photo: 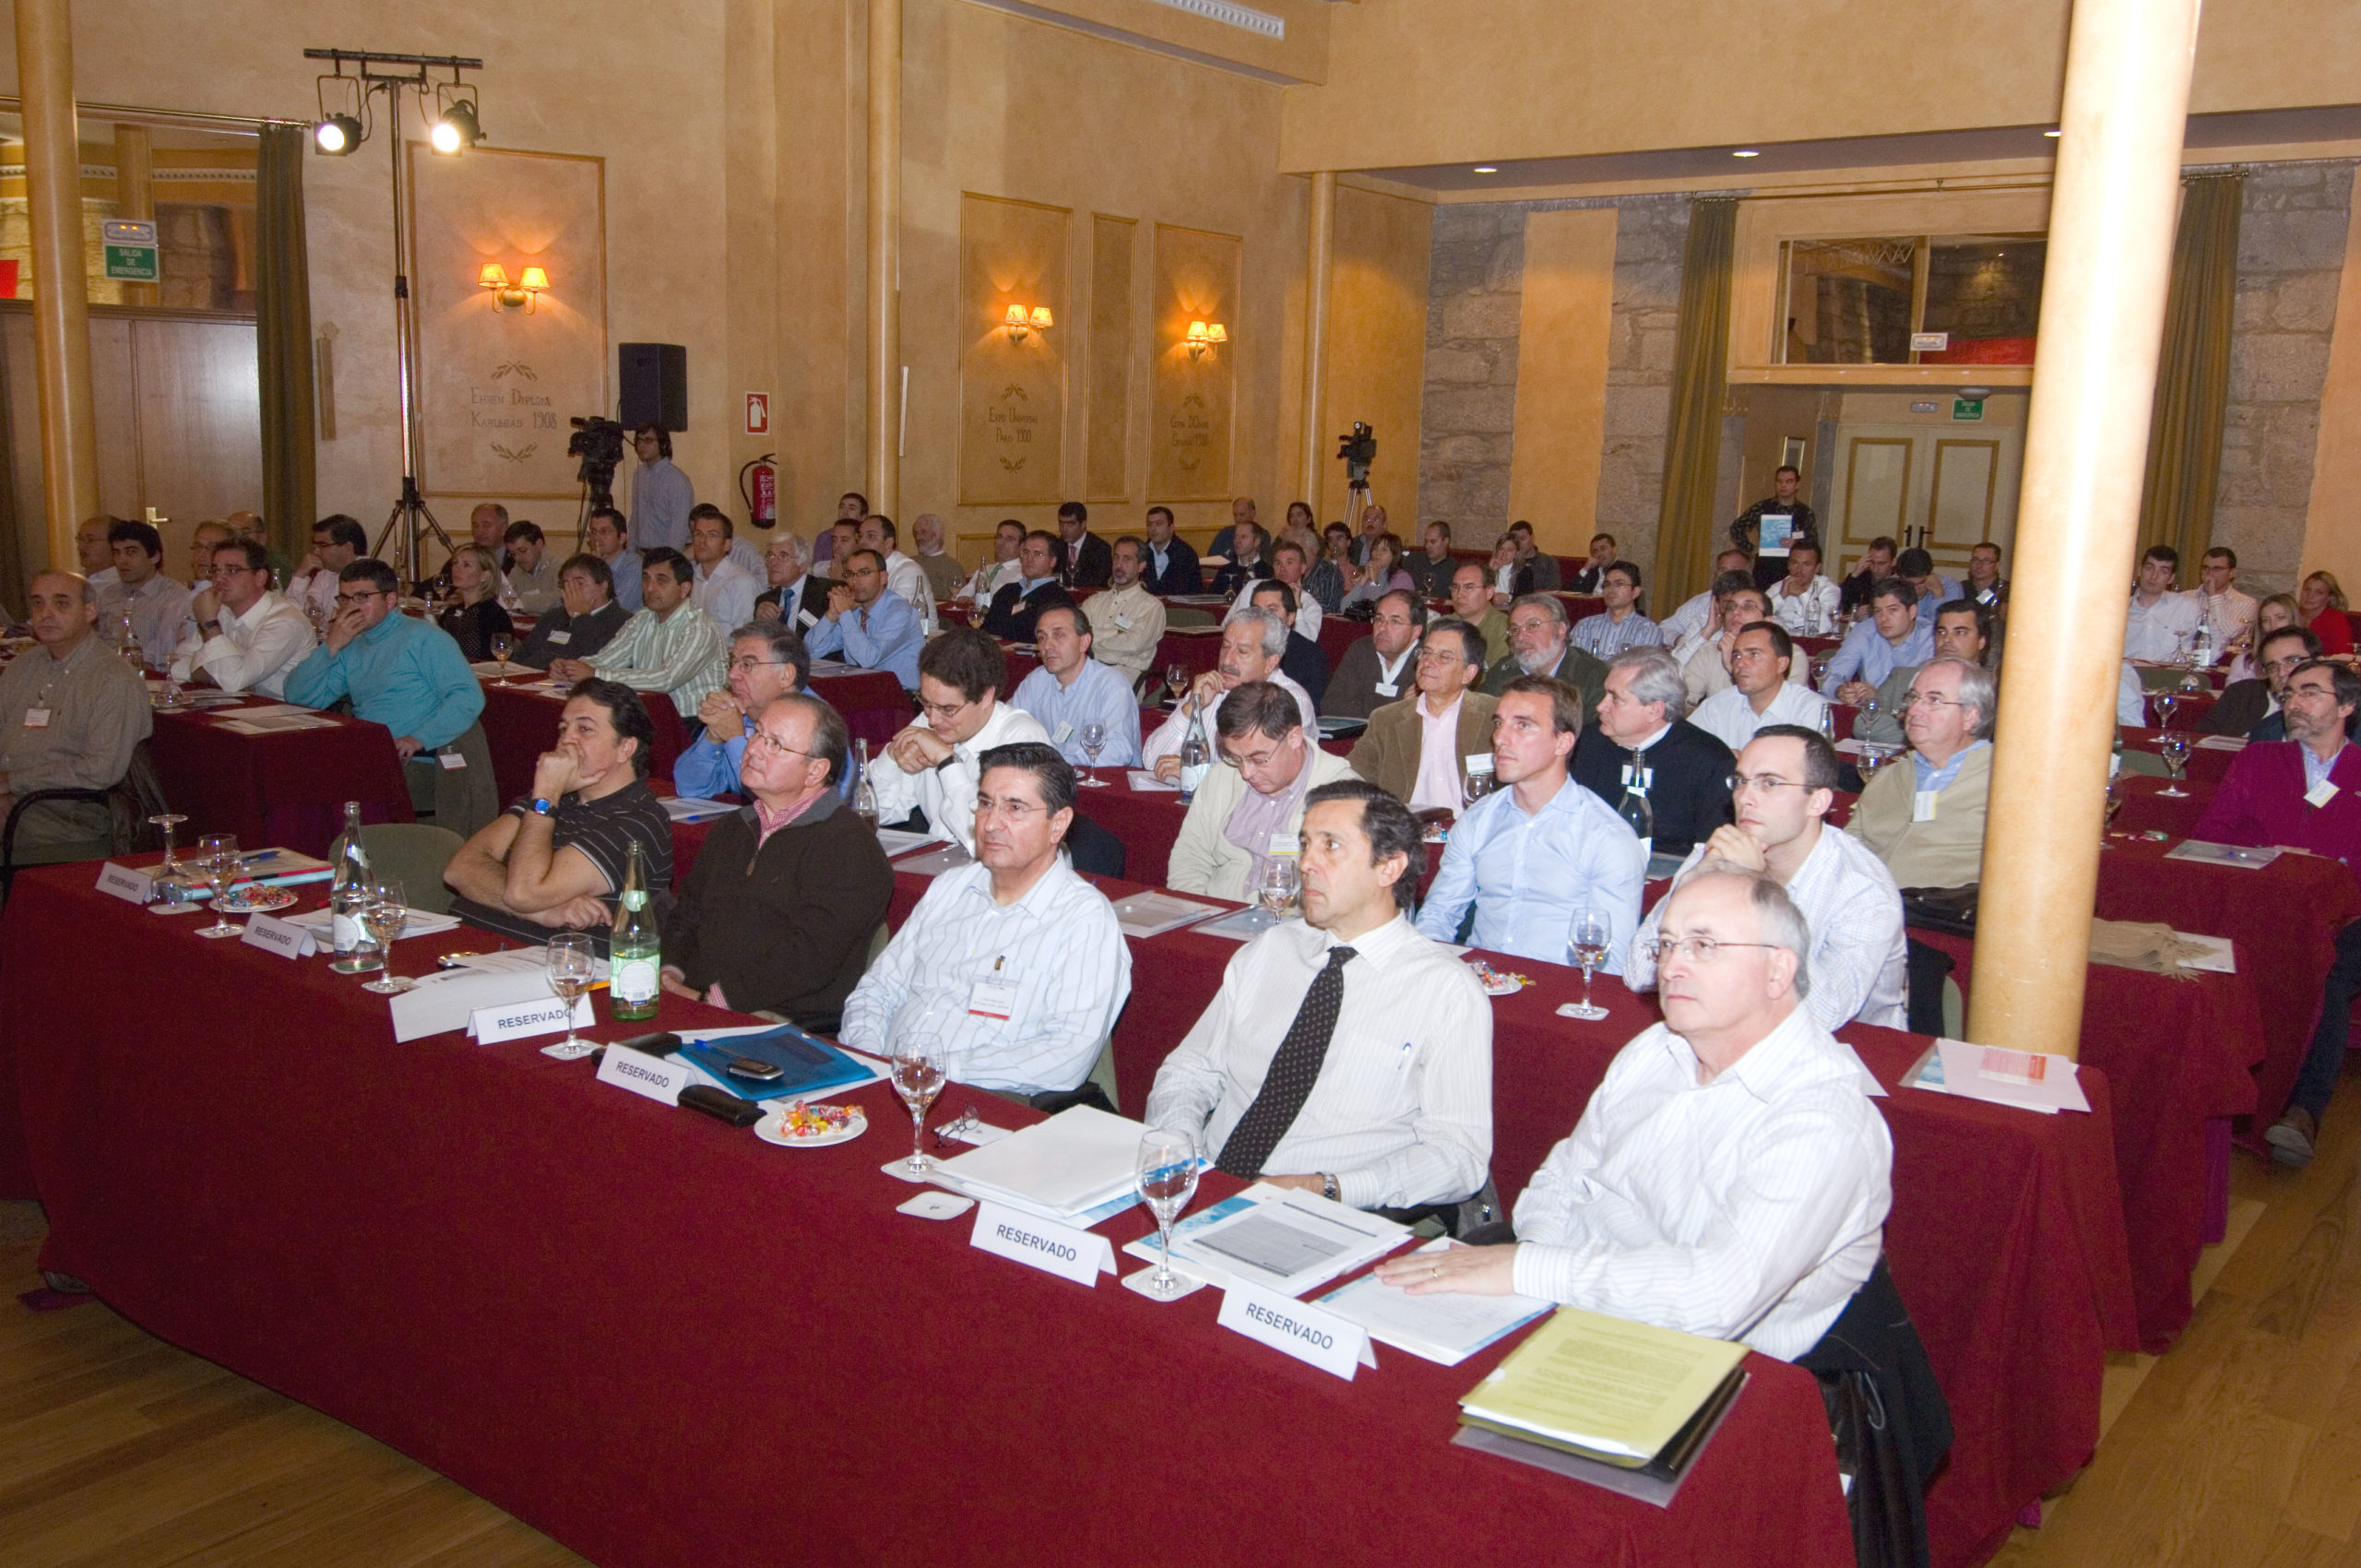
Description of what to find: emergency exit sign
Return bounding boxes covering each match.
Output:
[101,219,157,282]
[1952,398,1986,422]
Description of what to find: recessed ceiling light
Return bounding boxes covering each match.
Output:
[2043,129,2062,138]
[1732,148,1761,158]
[1472,165,1498,173]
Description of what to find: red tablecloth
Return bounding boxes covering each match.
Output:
[809,667,912,751]
[2118,726,2236,784]
[1,869,1852,1568]
[147,694,413,856]
[480,679,688,804]
[2111,772,2215,837]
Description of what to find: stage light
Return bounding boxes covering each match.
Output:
[314,113,362,155]
[431,99,481,155]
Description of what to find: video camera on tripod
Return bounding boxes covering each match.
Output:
[568,415,626,510]
[1336,422,1377,490]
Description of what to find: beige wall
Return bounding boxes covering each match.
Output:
[2300,191,2361,593]
[1505,208,1618,554]
[1314,183,1429,527]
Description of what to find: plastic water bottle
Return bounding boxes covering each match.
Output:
[609,840,660,1023]
[326,802,372,968]
[1178,707,1211,802]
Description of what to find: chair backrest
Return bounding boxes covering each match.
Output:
[108,740,171,854]
[1063,813,1127,879]
[1164,606,1219,627]
[356,823,468,914]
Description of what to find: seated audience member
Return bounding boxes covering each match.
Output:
[980,529,1074,643]
[1051,501,1112,589]
[687,505,760,633]
[74,515,119,590]
[1327,589,1424,719]
[1571,647,1736,858]
[860,514,936,625]
[1485,533,1533,606]
[1338,532,1416,614]
[287,559,495,835]
[1082,536,1168,687]
[1837,536,1900,617]
[515,553,631,670]
[910,513,965,601]
[753,530,825,635]
[1509,522,1562,593]
[843,743,1131,1099]
[1229,540,1324,639]
[2123,544,2201,661]
[1564,531,1619,593]
[1764,541,1841,635]
[168,538,314,698]
[1676,580,1771,707]
[1690,621,1833,753]
[1418,675,1644,968]
[101,518,192,666]
[805,547,924,690]
[552,548,726,718]
[1170,681,1357,901]
[1145,607,1316,775]
[2189,544,2255,652]
[1383,867,1892,1369]
[1149,780,1492,1211]
[1209,520,1270,598]
[1483,592,1609,715]
[435,544,514,661]
[1846,656,1993,889]
[2300,570,2354,658]
[1892,547,1958,631]
[583,505,645,613]
[1446,561,1513,668]
[1822,577,1934,701]
[445,678,671,943]
[1662,549,1756,647]
[1570,563,1663,660]
[1204,496,1251,568]
[867,628,1048,850]
[1631,727,1906,1030]
[187,520,232,585]
[1855,600,1992,748]
[2193,659,2361,1167]
[1964,540,2010,610]
[1139,506,1203,596]
[1013,600,1143,769]
[676,624,810,798]
[661,694,894,1029]
[1406,520,1459,600]
[503,521,561,614]
[816,493,865,566]
[1347,620,1498,811]
[1308,523,1353,612]
[1249,580,1331,708]
[2225,592,2302,683]
[290,514,366,625]
[2202,624,2317,742]
[0,571,152,862]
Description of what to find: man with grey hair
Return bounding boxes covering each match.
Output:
[1847,656,1995,889]
[910,513,964,601]
[753,530,822,633]
[1483,592,1608,715]
[1571,646,1736,858]
[1145,604,1316,776]
[0,570,153,861]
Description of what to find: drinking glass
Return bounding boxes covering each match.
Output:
[892,1034,948,1177]
[1164,663,1189,706]
[2153,694,2184,734]
[1134,1128,1202,1300]
[541,932,599,1057]
[361,883,411,993]
[1077,721,1109,784]
[489,631,516,671]
[194,833,243,938]
[1564,908,1611,1021]
[2157,732,2192,797]
[1463,766,1494,808]
[148,812,186,873]
[2103,776,2126,844]
[1257,856,1299,920]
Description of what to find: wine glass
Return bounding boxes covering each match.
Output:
[147,813,196,904]
[1257,856,1299,920]
[2103,775,2127,843]
[2153,694,2184,734]
[1077,721,1109,784]
[1857,745,1889,783]
[892,1033,948,1178]
[2157,732,2192,797]
[540,932,599,1057]
[1463,766,1495,808]
[1134,1127,1202,1301]
[489,631,516,672]
[194,833,243,938]
[1164,662,1189,706]
[1564,908,1611,1021]
[361,883,411,993]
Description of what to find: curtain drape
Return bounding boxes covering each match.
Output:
[1653,196,1738,610]
[2136,172,2243,568]
[255,124,316,560]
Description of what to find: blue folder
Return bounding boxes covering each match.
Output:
[678,1025,875,1103]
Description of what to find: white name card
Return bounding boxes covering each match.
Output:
[1217,1278,1376,1381]
[594,1041,692,1105]
[968,1199,1114,1288]
[96,861,153,905]
[240,913,316,958]
[468,993,594,1045]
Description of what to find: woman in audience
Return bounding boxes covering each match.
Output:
[1338,533,1414,614]
[2299,571,2353,658]
[2226,593,2301,682]
[437,544,515,662]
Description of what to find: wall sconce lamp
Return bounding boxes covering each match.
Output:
[1185,320,1228,360]
[1002,304,1053,343]
[480,263,549,313]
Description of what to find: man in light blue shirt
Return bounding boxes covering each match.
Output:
[1893,548,1960,631]
[805,548,923,690]
[1417,673,1645,969]
[1569,562,1664,661]
[1011,601,1143,769]
[586,506,644,613]
[1821,578,1933,703]
[626,425,694,552]
[673,622,811,799]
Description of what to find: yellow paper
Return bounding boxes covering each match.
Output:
[1459,1307,1747,1464]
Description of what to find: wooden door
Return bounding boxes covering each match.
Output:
[1826,398,2023,581]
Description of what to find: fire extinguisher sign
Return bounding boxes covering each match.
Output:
[744,392,771,436]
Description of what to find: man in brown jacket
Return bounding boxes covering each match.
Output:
[1845,657,1993,890]
[1348,619,1500,812]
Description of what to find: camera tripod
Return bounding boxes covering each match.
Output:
[373,476,457,590]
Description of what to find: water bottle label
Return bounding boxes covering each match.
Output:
[621,891,648,911]
[613,957,658,1004]
[1180,762,1209,796]
[331,910,362,954]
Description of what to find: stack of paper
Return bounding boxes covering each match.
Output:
[929,1105,1148,1223]
[1457,1307,1749,1474]
[876,827,943,857]
[1120,1183,1409,1297]
[218,713,339,735]
[289,905,463,942]
[897,842,975,878]
[1317,1241,1553,1366]
[2166,840,2281,870]
[1902,1038,2092,1113]
[1109,890,1224,938]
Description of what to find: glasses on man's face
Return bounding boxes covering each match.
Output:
[729,655,789,673]
[1728,647,1777,666]
[919,697,970,722]
[209,564,258,578]
[334,590,386,606]
[1638,935,1781,966]
[1418,646,1465,666]
[1903,691,1963,711]
[749,730,816,761]
[1728,771,1807,796]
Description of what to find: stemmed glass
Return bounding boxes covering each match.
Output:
[489,631,516,672]
[194,833,243,938]
[892,1033,948,1178]
[361,882,411,993]
[2157,732,2193,797]
[1133,1127,1202,1301]
[1164,663,1189,707]
[1564,908,1611,1021]
[2103,775,2127,845]
[147,813,198,905]
[540,932,599,1057]
[1077,721,1109,784]
[2153,694,2185,734]
[1257,856,1299,921]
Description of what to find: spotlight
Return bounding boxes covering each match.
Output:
[431,99,481,155]
[314,113,363,155]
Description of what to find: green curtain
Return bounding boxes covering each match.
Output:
[2136,172,2243,567]
[1653,196,1738,610]
[255,124,316,559]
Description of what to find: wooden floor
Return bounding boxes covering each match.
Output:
[6,1083,2361,1566]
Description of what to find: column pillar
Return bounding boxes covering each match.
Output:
[15,0,99,571]
[1964,0,2202,1060]
[113,123,155,308]
[1298,171,1335,512]
[864,0,901,518]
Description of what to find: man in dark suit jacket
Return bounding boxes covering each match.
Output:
[1052,502,1112,589]
[1568,646,1734,857]
[1324,590,1425,720]
[1510,522,1563,592]
[1252,581,1330,709]
[2201,624,2317,741]
[1141,506,1203,596]
[980,529,1074,643]
[1482,594,1609,717]
[1210,522,1270,599]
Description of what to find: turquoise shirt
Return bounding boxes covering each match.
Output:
[285,610,484,749]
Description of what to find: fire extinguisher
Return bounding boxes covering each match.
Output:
[739,453,777,531]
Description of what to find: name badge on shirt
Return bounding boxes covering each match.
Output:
[439,751,468,770]
[1051,721,1074,746]
[2307,778,2340,809]
[1114,614,1133,631]
[546,630,571,646]
[1374,682,1398,698]
[968,977,1020,1021]
[22,707,50,728]
[1913,790,1940,823]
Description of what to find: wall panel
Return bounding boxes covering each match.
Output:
[1149,223,1240,503]
[958,194,1070,506]
[1505,208,1617,553]
[1086,213,1136,503]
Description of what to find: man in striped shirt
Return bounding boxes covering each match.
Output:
[552,547,726,717]
[1569,562,1663,660]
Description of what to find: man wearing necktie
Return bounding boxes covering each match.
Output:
[1145,780,1493,1214]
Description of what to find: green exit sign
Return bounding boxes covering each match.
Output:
[101,218,157,282]
[1952,398,1985,422]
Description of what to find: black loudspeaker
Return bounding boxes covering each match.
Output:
[617,343,687,431]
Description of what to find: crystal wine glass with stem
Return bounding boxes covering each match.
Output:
[2153,693,2184,735]
[892,1033,948,1178]
[2103,775,2127,845]
[540,932,599,1056]
[1257,855,1299,921]
[1134,1127,1202,1300]
[2157,732,2193,798]
[1165,662,1189,707]
[1564,908,1612,1022]
[1077,721,1109,784]
[489,631,516,672]
[148,811,187,881]
[361,882,411,993]
[194,833,243,938]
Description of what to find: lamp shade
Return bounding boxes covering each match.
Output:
[478,263,510,289]
[1186,321,1209,343]
[1205,323,1228,343]
[1029,306,1053,328]
[517,267,549,291]
[1004,304,1028,327]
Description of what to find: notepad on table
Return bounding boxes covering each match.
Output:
[1109,890,1225,938]
[929,1105,1149,1222]
[1456,1306,1749,1472]
[2165,839,2280,870]
[1316,1241,1554,1366]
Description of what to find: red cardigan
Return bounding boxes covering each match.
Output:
[2192,739,2361,885]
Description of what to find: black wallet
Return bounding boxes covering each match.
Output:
[678,1085,765,1128]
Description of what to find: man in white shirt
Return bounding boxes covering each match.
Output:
[1228,539,1323,639]
[1146,607,1316,777]
[685,506,760,633]
[843,743,1131,1099]
[290,514,366,626]
[860,513,938,629]
[1381,867,1891,1366]
[1631,727,1908,1030]
[2123,544,2201,662]
[585,506,645,614]
[1012,601,1143,769]
[1082,536,1167,687]
[1149,780,1493,1212]
[167,538,315,698]
[101,519,192,666]
[962,518,1027,605]
[1691,622,1832,752]
[1663,550,1757,649]
[502,521,563,614]
[1678,582,1771,707]
[1170,681,1358,902]
[75,516,121,591]
[2195,545,2259,659]
[1764,541,1841,636]
[867,626,1050,851]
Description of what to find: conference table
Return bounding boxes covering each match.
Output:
[145,691,413,857]
[0,866,1854,1568]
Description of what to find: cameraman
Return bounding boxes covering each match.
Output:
[628,423,694,552]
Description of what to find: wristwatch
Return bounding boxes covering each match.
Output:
[1321,1173,1340,1204]
[528,797,555,816]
